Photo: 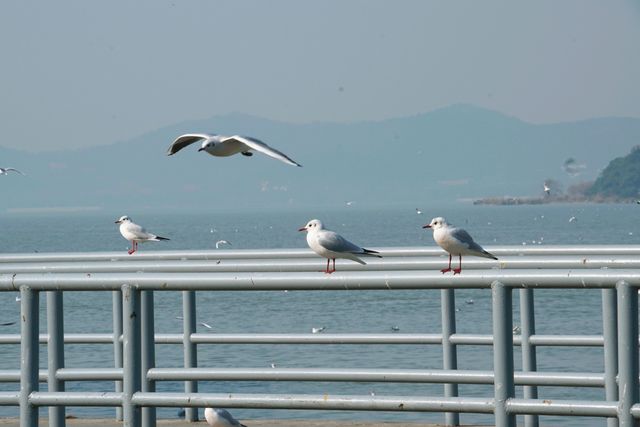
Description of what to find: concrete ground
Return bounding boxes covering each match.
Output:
[0,419,481,427]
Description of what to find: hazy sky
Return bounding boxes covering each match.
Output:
[1,1,639,152]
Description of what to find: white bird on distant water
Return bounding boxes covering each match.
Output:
[415,208,423,215]
[215,240,231,249]
[543,182,551,196]
[0,167,24,176]
[423,217,497,274]
[115,215,170,255]
[298,219,381,273]
[311,326,326,334]
[204,408,247,427]
[167,133,301,167]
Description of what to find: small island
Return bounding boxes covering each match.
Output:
[474,146,640,205]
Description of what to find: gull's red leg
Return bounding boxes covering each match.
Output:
[441,254,452,274]
[324,258,331,274]
[332,258,336,273]
[453,255,462,275]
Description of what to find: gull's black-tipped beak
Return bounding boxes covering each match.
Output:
[115,220,121,224]
[298,227,307,232]
[422,224,431,229]
[198,147,205,152]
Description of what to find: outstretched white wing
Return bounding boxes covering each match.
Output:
[167,133,213,155]
[3,168,25,175]
[225,135,302,167]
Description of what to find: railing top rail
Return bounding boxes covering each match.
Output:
[1,269,639,291]
[1,245,640,263]
[1,255,640,274]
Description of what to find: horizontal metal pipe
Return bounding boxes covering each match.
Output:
[1,270,640,292]
[0,371,47,382]
[1,245,640,264]
[56,368,122,381]
[1,256,639,274]
[529,335,604,347]
[0,334,116,345]
[0,367,606,388]
[0,392,20,405]
[145,368,604,387]
[0,333,611,348]
[507,398,618,417]
[131,392,496,413]
[29,392,123,407]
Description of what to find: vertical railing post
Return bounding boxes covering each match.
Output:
[182,290,198,422]
[20,286,39,427]
[441,288,459,426]
[492,281,515,427]
[47,291,66,427]
[113,290,124,421]
[141,290,156,427]
[122,284,141,427]
[602,288,619,427]
[616,281,639,427]
[519,288,538,427]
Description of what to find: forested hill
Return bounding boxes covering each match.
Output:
[588,146,640,199]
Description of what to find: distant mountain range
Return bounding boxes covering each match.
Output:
[2,104,640,213]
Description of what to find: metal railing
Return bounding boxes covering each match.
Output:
[0,246,638,427]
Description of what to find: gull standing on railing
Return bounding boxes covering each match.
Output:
[115,215,170,255]
[167,133,302,167]
[204,408,247,427]
[299,219,381,273]
[423,217,497,274]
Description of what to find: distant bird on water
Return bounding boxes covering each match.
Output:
[0,167,24,176]
[204,408,247,427]
[543,182,551,196]
[115,215,170,255]
[423,217,497,274]
[167,133,301,167]
[299,219,381,273]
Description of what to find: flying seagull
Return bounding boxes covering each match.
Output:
[423,217,497,274]
[204,408,247,427]
[115,215,170,255]
[299,219,381,273]
[0,167,24,176]
[167,133,301,167]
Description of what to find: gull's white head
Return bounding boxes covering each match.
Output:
[298,219,324,232]
[423,217,448,230]
[115,215,132,224]
[198,140,211,152]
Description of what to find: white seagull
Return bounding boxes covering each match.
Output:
[0,167,24,176]
[215,239,232,249]
[423,217,497,274]
[115,215,170,255]
[298,219,381,273]
[204,408,247,427]
[543,182,551,196]
[167,133,301,167]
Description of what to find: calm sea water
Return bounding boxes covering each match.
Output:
[0,203,637,426]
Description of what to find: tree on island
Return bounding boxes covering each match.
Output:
[587,145,640,199]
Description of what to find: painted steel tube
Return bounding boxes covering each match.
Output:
[2,269,640,292]
[131,392,495,413]
[507,398,618,417]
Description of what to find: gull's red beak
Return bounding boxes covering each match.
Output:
[422,224,431,229]
[298,227,307,232]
